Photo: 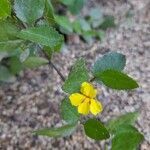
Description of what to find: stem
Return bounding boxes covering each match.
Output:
[42,49,65,82]
[48,60,65,81]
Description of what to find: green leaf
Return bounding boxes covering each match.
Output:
[73,20,82,34]
[97,70,139,90]
[8,57,22,75]
[96,30,105,41]
[0,0,11,20]
[93,52,126,76]
[89,7,103,20]
[89,7,104,28]
[0,65,15,82]
[60,0,74,6]
[0,20,22,52]
[17,26,64,50]
[112,125,144,150]
[20,48,30,62]
[0,20,19,41]
[84,118,110,140]
[55,15,73,34]
[63,58,89,94]
[68,0,85,14]
[107,112,139,134]
[99,16,116,30]
[14,0,45,24]
[0,40,22,52]
[0,52,8,61]
[60,98,79,124]
[33,124,76,137]
[82,30,96,44]
[44,0,55,25]
[79,19,91,31]
[23,57,48,68]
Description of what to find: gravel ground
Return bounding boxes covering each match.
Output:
[0,0,150,149]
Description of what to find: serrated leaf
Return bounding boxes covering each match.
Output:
[14,0,45,24]
[45,0,55,25]
[23,57,48,68]
[63,58,89,94]
[84,118,110,140]
[60,98,79,124]
[33,124,76,137]
[0,0,11,20]
[97,70,139,90]
[0,65,15,82]
[17,26,64,50]
[55,15,73,34]
[99,16,115,30]
[93,52,126,76]
[107,112,139,134]
[112,125,144,150]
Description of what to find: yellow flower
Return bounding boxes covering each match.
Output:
[69,82,103,115]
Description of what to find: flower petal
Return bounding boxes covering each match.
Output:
[69,93,85,106]
[90,99,103,115]
[78,99,90,115]
[80,82,97,98]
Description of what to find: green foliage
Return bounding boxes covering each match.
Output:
[61,0,85,14]
[0,65,15,82]
[44,0,55,25]
[0,20,19,41]
[63,58,89,94]
[97,70,139,90]
[0,0,11,20]
[0,40,22,52]
[93,52,126,76]
[69,0,85,14]
[20,48,30,62]
[78,19,91,31]
[8,57,22,74]
[18,26,64,49]
[84,118,110,140]
[33,124,77,137]
[72,20,82,34]
[107,112,143,150]
[60,0,74,6]
[14,0,45,25]
[53,4,116,43]
[89,7,103,28]
[112,125,144,150]
[55,15,73,34]
[107,112,139,134]
[60,98,80,124]
[23,57,48,68]
[99,16,116,30]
